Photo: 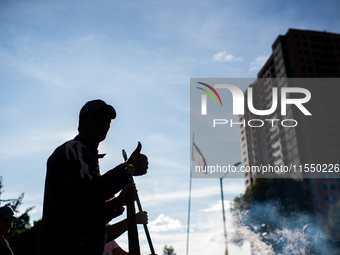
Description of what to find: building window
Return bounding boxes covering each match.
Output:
[330,184,335,190]
[332,195,338,202]
[263,157,268,164]
[324,195,329,201]
[322,184,328,190]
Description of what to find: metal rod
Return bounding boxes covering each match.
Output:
[123,149,156,255]
[220,178,228,255]
[186,132,195,255]
[186,172,193,255]
[220,162,241,255]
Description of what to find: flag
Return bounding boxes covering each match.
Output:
[192,142,206,169]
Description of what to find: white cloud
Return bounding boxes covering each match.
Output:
[70,34,95,47]
[141,182,244,207]
[200,200,231,212]
[0,129,77,159]
[0,47,67,88]
[249,55,269,72]
[148,214,182,232]
[115,207,251,255]
[0,107,20,118]
[213,51,243,62]
[147,133,187,152]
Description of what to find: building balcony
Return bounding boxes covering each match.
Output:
[266,101,275,109]
[274,158,283,166]
[270,128,279,139]
[264,84,272,93]
[271,138,281,148]
[273,148,282,157]
[265,92,272,102]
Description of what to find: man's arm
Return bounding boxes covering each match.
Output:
[58,161,131,206]
[85,142,149,202]
[86,165,131,202]
[54,141,148,206]
[106,211,148,242]
[105,183,136,221]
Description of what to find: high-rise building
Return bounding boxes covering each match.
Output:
[240,28,340,227]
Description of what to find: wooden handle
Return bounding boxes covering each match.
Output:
[127,196,140,255]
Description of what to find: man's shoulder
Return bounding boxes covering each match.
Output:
[47,138,99,180]
[49,139,87,161]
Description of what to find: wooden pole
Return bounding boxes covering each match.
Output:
[126,194,141,255]
[123,149,156,255]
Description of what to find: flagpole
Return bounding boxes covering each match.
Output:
[186,132,194,255]
[220,162,241,255]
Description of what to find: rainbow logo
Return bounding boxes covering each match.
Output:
[196,82,223,106]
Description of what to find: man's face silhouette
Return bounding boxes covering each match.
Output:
[0,216,14,235]
[80,111,112,145]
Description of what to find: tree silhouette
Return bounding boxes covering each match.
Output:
[0,176,38,255]
[326,201,340,240]
[163,245,176,255]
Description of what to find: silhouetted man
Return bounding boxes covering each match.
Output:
[0,205,19,255]
[36,99,148,255]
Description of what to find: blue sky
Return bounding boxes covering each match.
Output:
[1,0,340,254]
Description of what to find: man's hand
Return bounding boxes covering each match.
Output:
[136,211,148,225]
[127,142,148,176]
[116,183,137,206]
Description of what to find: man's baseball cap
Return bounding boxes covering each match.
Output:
[0,206,19,221]
[79,99,116,120]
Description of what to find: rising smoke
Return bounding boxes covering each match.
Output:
[231,201,340,255]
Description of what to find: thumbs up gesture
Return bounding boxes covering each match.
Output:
[127,142,149,176]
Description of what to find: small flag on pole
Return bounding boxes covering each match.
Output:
[192,142,206,171]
